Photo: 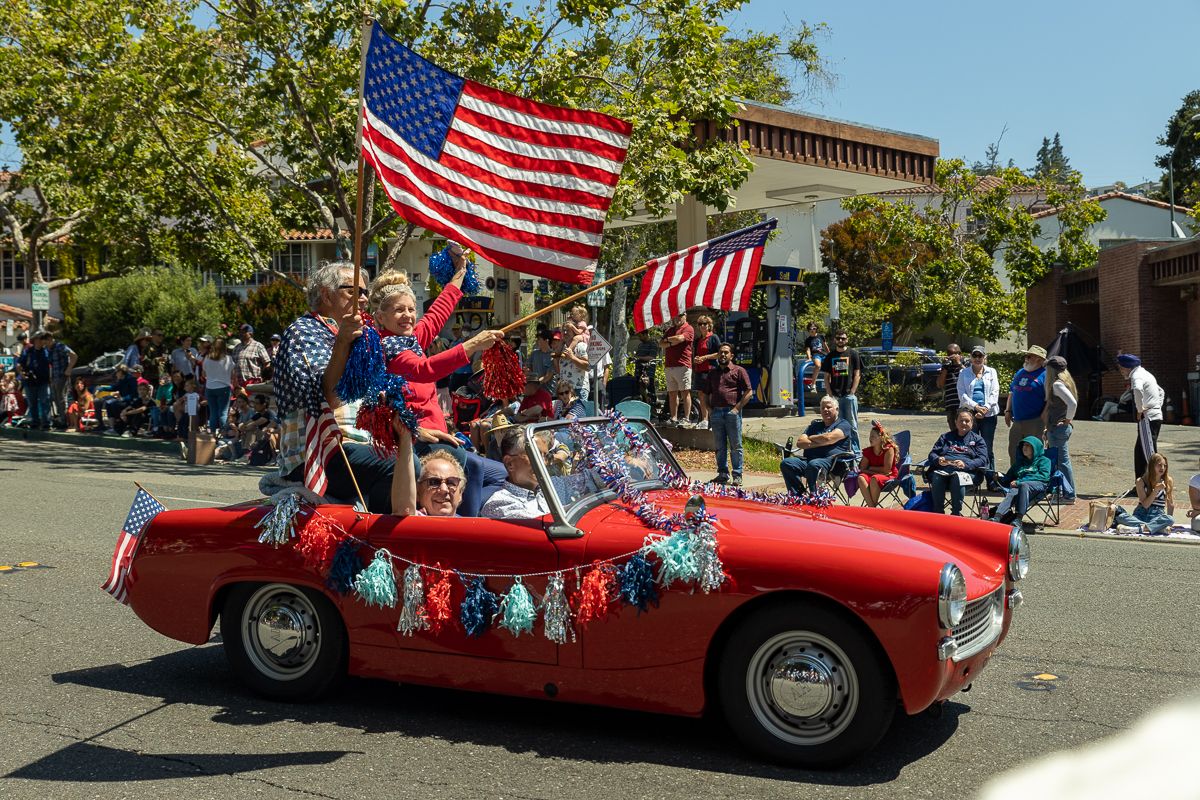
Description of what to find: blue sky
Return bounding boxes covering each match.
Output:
[726,0,1200,187]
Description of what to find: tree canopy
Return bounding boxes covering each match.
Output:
[819,159,1105,343]
[1154,90,1200,219]
[1032,133,1071,182]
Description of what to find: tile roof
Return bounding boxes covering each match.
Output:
[281,228,336,241]
[0,302,59,323]
[1031,191,1191,219]
[877,175,1049,196]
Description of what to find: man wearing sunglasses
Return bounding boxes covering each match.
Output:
[823,329,862,460]
[391,423,465,517]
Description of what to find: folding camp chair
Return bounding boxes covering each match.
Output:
[913,457,989,516]
[878,430,917,508]
[1025,446,1066,528]
[816,451,860,503]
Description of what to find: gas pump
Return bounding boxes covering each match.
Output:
[758,266,806,409]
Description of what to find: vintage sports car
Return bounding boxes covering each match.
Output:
[116,416,1029,767]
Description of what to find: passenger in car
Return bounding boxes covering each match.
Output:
[480,428,597,519]
[391,422,465,517]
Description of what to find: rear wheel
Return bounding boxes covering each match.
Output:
[220,583,346,701]
[718,601,896,767]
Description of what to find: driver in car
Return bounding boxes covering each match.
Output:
[481,428,597,518]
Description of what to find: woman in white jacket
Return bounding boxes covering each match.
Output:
[957,345,1000,471]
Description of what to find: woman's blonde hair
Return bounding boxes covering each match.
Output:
[369,269,415,312]
[1045,363,1079,403]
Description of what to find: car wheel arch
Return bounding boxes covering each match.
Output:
[701,590,897,716]
[210,578,342,637]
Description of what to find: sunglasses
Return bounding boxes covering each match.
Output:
[420,476,462,490]
[337,284,369,298]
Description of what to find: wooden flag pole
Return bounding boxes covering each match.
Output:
[499,261,651,335]
[350,11,375,313]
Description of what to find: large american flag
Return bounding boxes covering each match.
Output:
[102,488,165,605]
[633,219,777,332]
[360,22,632,285]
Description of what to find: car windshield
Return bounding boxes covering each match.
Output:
[529,418,678,516]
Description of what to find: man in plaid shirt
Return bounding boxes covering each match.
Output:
[43,331,77,429]
[232,323,271,386]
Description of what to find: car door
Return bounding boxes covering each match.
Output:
[361,513,561,665]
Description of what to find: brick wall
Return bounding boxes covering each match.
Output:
[1097,242,1165,398]
[1026,267,1067,347]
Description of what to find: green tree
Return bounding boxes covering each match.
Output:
[1031,133,1071,182]
[222,280,310,340]
[820,159,1105,343]
[1154,90,1200,212]
[68,266,224,360]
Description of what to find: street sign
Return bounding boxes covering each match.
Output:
[881,320,893,351]
[586,329,612,366]
[586,267,608,307]
[31,283,50,311]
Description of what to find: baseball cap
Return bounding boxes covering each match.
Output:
[239,323,254,334]
[971,345,986,356]
[551,331,562,341]
[198,335,212,343]
[270,333,281,341]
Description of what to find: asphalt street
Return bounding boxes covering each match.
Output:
[2,436,1199,799]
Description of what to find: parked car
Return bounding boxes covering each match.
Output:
[70,351,125,388]
[115,417,1028,767]
[856,347,943,396]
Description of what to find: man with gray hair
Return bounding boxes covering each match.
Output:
[274,261,404,511]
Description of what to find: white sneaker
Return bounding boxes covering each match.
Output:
[695,420,709,430]
[121,431,133,439]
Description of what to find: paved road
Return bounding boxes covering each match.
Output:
[2,437,1199,799]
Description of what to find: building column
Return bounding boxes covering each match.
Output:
[676,196,708,249]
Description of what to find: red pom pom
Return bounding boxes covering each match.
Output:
[482,341,524,400]
[425,565,454,633]
[356,405,397,458]
[296,514,340,573]
[575,563,620,627]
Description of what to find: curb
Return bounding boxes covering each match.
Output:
[1031,527,1200,546]
[0,424,183,456]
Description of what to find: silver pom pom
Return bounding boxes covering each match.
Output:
[542,573,575,644]
[692,519,726,594]
[397,564,429,636]
[255,492,303,546]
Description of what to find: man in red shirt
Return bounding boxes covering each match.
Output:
[658,312,694,426]
[515,370,554,422]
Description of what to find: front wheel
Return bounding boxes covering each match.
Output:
[220,583,346,701]
[718,601,896,767]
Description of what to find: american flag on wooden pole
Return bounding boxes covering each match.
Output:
[359,21,632,285]
[632,219,778,332]
[102,487,166,605]
[304,402,341,496]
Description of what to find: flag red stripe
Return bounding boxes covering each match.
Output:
[437,150,612,211]
[453,104,631,165]
[365,127,606,235]
[462,80,633,138]
[444,127,622,187]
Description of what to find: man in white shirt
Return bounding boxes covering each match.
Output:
[1117,353,1163,482]
[481,428,597,518]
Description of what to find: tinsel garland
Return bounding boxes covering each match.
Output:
[482,341,524,400]
[498,578,537,636]
[354,549,398,608]
[255,493,303,546]
[397,564,430,636]
[425,566,454,633]
[295,513,339,573]
[326,539,363,595]
[575,563,619,626]
[460,576,499,637]
[617,553,659,613]
[542,573,574,644]
[428,245,480,294]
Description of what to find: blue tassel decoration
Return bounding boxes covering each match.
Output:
[254,492,302,546]
[353,549,398,608]
[378,373,419,434]
[336,324,385,403]
[325,539,363,595]
[649,532,700,588]
[497,578,537,637]
[460,576,499,637]
[542,573,575,644]
[618,553,659,614]
[429,245,480,294]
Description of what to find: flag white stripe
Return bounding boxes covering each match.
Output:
[365,110,607,223]
[639,254,669,329]
[458,92,631,150]
[365,141,598,272]
[103,534,136,593]
[728,249,755,308]
[364,119,603,248]
[441,140,615,199]
[694,256,719,307]
[710,252,733,309]
[450,116,625,175]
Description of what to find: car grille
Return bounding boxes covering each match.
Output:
[950,587,1004,661]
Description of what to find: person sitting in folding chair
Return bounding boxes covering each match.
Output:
[990,435,1051,524]
[855,420,899,507]
[780,396,853,496]
[926,408,990,516]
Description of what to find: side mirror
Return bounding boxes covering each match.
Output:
[684,494,706,519]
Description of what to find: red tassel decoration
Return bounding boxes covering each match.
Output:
[355,404,397,458]
[425,565,454,633]
[295,513,340,574]
[575,563,620,627]
[482,340,524,400]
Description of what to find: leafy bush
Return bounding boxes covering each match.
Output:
[68,267,224,361]
[220,280,308,341]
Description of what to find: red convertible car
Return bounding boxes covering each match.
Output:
[117,417,1029,767]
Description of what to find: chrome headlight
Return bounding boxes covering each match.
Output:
[1008,526,1030,581]
[938,563,967,628]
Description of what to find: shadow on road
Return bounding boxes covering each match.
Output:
[4,438,265,482]
[49,645,966,786]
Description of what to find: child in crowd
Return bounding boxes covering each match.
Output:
[117,382,155,437]
[151,372,177,437]
[855,420,899,508]
[0,372,18,426]
[67,377,94,432]
[1114,452,1176,535]
[175,378,201,439]
[991,436,1051,524]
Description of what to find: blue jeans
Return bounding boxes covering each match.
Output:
[929,469,970,515]
[1045,423,1075,500]
[709,407,743,478]
[781,455,836,495]
[1114,503,1173,534]
[975,414,998,472]
[996,480,1047,522]
[836,394,860,458]
[24,383,51,429]
[206,386,231,433]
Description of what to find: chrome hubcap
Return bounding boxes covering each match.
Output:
[746,631,859,746]
[242,584,321,681]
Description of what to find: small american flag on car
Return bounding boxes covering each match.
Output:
[102,488,165,605]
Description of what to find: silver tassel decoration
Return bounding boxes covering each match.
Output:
[397,564,429,636]
[255,492,302,546]
[692,517,726,594]
[542,573,575,644]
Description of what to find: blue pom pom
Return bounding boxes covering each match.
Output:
[618,553,659,614]
[429,246,480,294]
[326,539,363,595]
[459,576,498,637]
[336,325,385,403]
